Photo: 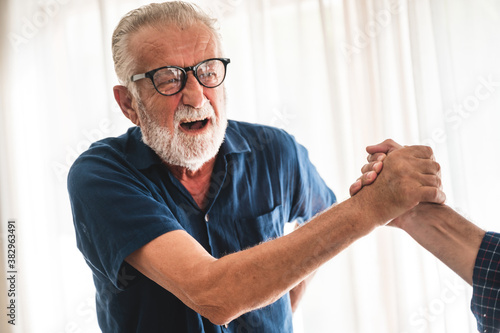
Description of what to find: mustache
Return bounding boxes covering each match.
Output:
[174,101,216,124]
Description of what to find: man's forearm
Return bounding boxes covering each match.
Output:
[289,222,316,313]
[202,165,439,323]
[397,203,486,285]
[201,190,381,323]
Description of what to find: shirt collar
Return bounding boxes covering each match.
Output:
[127,120,251,171]
[219,120,251,156]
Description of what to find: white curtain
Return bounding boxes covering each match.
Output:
[1,0,499,332]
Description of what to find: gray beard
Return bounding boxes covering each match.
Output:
[137,99,227,171]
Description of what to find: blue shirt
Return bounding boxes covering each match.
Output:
[472,231,500,332]
[68,121,336,333]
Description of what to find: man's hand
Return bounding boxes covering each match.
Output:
[350,139,403,197]
[350,140,484,285]
[350,139,446,227]
[352,141,445,224]
[349,156,384,197]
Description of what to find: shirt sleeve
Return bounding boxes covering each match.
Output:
[471,231,500,332]
[284,133,337,224]
[67,147,183,290]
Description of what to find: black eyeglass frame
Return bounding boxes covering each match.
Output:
[130,58,231,96]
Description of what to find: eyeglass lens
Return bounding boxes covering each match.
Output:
[153,59,226,95]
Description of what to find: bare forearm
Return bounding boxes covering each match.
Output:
[200,191,382,323]
[288,222,316,313]
[398,203,486,285]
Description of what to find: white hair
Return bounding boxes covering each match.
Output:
[111,1,223,96]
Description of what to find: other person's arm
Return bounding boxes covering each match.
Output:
[392,203,485,285]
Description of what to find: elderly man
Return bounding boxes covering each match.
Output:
[67,2,444,332]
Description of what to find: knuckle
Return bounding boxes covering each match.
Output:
[436,176,443,188]
[432,187,440,201]
[362,172,371,183]
[423,145,433,157]
[369,153,381,162]
[414,145,433,157]
[434,175,441,187]
[434,161,441,172]
[427,186,438,200]
[424,174,441,188]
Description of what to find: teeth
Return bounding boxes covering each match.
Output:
[181,117,206,123]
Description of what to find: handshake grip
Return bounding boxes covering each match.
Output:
[356,142,446,224]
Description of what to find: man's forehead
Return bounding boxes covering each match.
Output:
[129,23,219,72]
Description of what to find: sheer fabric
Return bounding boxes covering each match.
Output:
[1,0,499,332]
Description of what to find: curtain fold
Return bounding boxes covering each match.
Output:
[1,0,499,332]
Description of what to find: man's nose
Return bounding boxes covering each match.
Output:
[181,73,206,108]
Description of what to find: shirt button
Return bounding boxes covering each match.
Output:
[205,214,209,222]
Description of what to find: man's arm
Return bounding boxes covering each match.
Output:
[288,222,315,313]
[126,145,444,325]
[352,139,485,285]
[127,197,372,325]
[393,203,485,285]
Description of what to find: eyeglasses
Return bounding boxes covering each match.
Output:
[130,58,230,96]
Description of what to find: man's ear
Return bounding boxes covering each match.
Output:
[113,85,141,126]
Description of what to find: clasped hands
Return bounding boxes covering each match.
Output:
[349,139,446,226]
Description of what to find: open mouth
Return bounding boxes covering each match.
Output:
[180,118,209,131]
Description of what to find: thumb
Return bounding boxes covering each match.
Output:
[366,139,403,155]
